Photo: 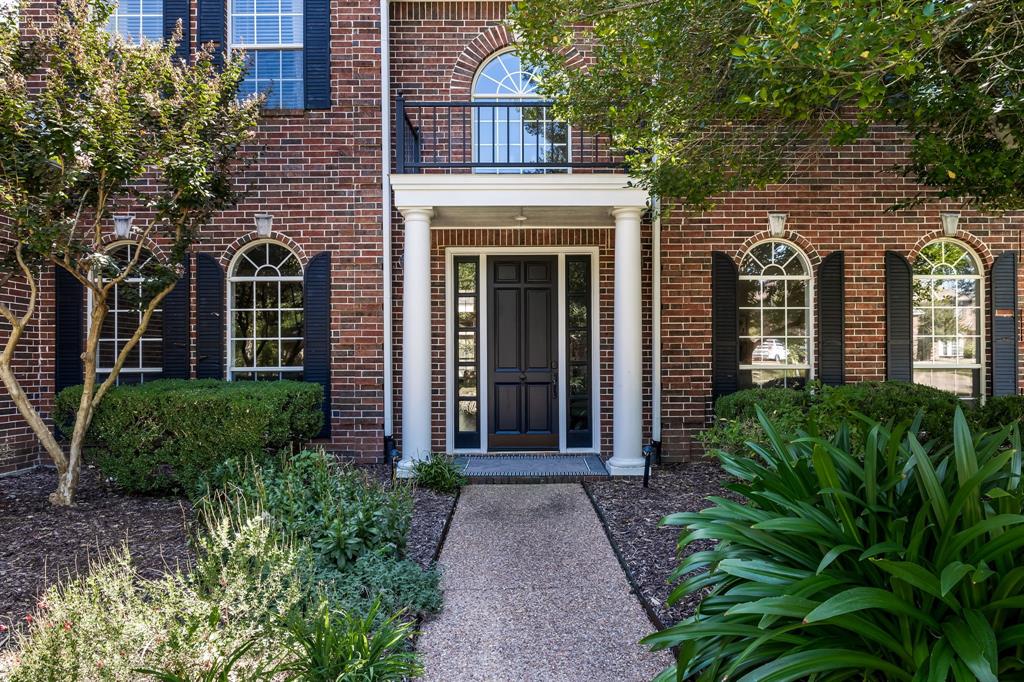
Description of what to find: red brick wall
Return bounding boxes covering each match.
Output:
[661,127,1024,459]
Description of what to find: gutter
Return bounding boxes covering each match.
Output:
[652,195,662,443]
[381,0,394,449]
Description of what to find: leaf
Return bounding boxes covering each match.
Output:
[735,648,912,682]
[872,559,942,599]
[940,562,973,596]
[943,618,997,682]
[804,587,937,626]
[816,544,858,574]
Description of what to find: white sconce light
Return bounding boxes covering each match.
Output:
[940,211,961,237]
[254,212,274,238]
[112,214,134,240]
[768,212,788,237]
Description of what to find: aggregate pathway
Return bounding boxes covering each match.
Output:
[417,484,672,682]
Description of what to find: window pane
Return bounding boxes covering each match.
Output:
[738,309,760,336]
[569,400,589,431]
[569,364,588,396]
[458,261,477,293]
[764,310,785,337]
[739,280,759,307]
[458,297,477,329]
[458,401,478,433]
[786,310,806,336]
[458,333,475,362]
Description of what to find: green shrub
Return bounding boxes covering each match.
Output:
[698,386,811,453]
[809,381,961,444]
[412,454,467,494]
[53,379,323,495]
[646,408,1024,681]
[318,552,442,621]
[972,394,1024,431]
[226,449,412,570]
[279,599,423,682]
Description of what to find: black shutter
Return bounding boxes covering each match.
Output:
[197,0,225,63]
[303,252,331,437]
[991,251,1018,396]
[885,251,913,382]
[163,0,190,63]
[161,254,191,379]
[54,267,84,392]
[195,253,224,379]
[303,0,331,109]
[818,251,845,386]
[711,251,739,398]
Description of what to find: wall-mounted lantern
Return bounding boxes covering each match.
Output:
[768,212,788,237]
[112,214,134,240]
[254,212,274,238]
[941,211,961,237]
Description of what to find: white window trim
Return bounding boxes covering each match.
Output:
[912,238,986,398]
[737,239,815,384]
[87,241,164,381]
[444,246,601,454]
[226,239,305,380]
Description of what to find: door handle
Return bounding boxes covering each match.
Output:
[519,372,526,381]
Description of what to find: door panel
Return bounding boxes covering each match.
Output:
[488,256,558,449]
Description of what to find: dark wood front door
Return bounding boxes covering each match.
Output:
[488,256,558,449]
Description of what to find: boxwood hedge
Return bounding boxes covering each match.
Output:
[54,379,323,494]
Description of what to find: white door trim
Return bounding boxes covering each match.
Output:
[445,246,601,454]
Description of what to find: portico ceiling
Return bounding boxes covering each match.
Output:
[389,174,649,228]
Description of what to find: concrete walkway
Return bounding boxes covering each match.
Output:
[417,484,672,682]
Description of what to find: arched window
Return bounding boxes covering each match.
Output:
[912,240,983,397]
[228,241,304,380]
[738,241,813,388]
[92,243,163,385]
[472,50,568,173]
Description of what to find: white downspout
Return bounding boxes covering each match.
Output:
[381,0,394,441]
[652,195,662,443]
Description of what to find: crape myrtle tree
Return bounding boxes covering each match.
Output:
[509,0,1024,211]
[0,0,261,505]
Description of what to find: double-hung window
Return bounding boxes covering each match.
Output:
[105,0,163,42]
[230,0,304,108]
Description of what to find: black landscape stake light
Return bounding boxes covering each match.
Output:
[642,443,654,488]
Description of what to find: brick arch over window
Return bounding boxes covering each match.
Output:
[909,229,993,269]
[97,232,169,263]
[736,230,822,268]
[449,26,585,99]
[220,231,310,270]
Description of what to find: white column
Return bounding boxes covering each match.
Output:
[607,205,646,476]
[397,206,434,477]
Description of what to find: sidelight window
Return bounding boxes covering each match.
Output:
[453,257,480,448]
[566,256,593,448]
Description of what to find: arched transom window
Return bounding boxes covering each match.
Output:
[93,243,163,385]
[913,240,983,398]
[472,50,568,173]
[738,241,813,388]
[228,241,304,380]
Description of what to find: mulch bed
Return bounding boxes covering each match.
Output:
[0,465,194,649]
[585,459,732,627]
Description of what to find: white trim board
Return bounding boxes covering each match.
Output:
[445,246,601,455]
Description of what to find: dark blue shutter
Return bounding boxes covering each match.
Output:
[885,251,913,382]
[303,252,331,437]
[163,0,190,63]
[161,254,191,379]
[818,251,845,386]
[195,253,224,379]
[711,252,739,399]
[303,0,331,109]
[991,251,1018,396]
[54,267,84,392]
[197,0,225,64]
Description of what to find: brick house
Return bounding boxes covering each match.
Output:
[2,0,1022,477]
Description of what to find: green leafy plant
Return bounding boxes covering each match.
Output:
[278,599,423,682]
[225,449,412,570]
[54,379,323,495]
[699,386,812,453]
[135,639,267,682]
[317,552,442,622]
[973,395,1024,432]
[411,454,468,494]
[646,407,1024,681]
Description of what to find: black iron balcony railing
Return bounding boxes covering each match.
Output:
[394,95,624,174]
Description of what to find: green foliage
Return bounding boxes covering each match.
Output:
[278,599,423,682]
[225,449,412,570]
[699,386,812,452]
[510,0,1024,211]
[53,380,323,495]
[972,395,1024,432]
[412,454,467,495]
[646,408,1024,681]
[317,552,442,621]
[701,382,961,455]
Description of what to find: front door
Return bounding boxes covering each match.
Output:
[488,257,559,449]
